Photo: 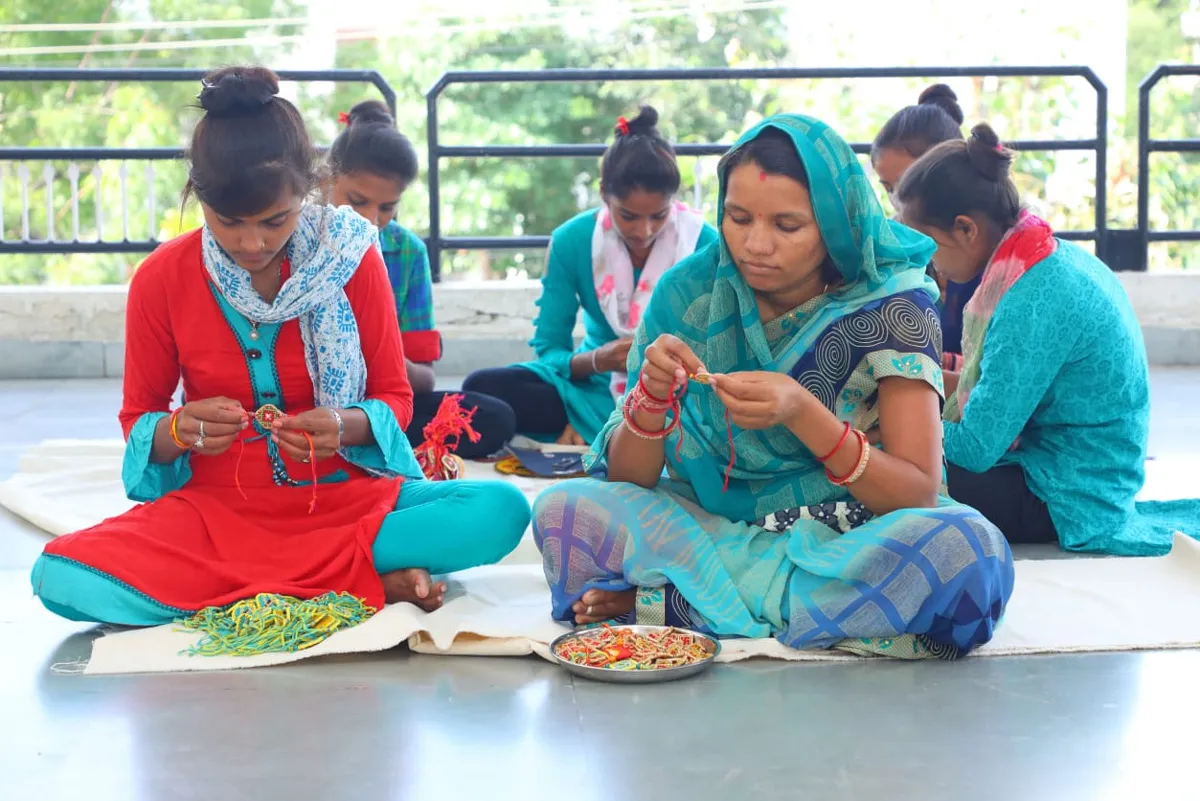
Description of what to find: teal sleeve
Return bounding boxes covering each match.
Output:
[343,399,426,479]
[529,234,582,378]
[943,270,1081,472]
[121,411,191,502]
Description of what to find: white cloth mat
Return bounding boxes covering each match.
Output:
[4,439,1200,675]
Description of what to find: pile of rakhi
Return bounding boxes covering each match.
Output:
[554,625,712,671]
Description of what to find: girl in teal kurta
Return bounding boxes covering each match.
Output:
[463,106,717,445]
[897,123,1200,556]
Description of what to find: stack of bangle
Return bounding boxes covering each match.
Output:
[169,409,191,450]
[621,375,683,440]
[817,421,871,486]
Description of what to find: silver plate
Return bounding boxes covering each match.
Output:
[548,625,720,684]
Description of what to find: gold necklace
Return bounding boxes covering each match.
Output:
[248,261,283,341]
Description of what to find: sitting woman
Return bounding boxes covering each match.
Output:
[533,114,1013,660]
[463,106,717,446]
[325,100,516,459]
[872,84,979,368]
[897,124,1199,555]
[30,67,530,637]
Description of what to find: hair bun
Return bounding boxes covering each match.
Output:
[198,66,279,116]
[346,99,394,127]
[620,105,660,137]
[918,83,964,126]
[965,122,1013,182]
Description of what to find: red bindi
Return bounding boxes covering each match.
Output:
[758,170,767,182]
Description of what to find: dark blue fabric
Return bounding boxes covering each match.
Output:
[940,274,981,355]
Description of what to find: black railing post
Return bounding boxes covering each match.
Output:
[1137,66,1165,273]
[426,76,447,281]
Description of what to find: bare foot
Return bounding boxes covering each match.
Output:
[573,588,636,625]
[380,568,446,612]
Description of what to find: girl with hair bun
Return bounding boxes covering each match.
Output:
[872,84,979,361]
[29,67,531,642]
[897,123,1200,556]
[463,106,718,446]
[325,100,516,458]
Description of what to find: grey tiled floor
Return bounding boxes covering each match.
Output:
[1,373,1198,801]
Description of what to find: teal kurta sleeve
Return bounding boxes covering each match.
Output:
[529,230,584,378]
[122,411,192,502]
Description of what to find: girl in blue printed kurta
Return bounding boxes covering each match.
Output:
[897,123,1200,555]
[326,101,517,458]
[531,115,1013,660]
[463,106,717,445]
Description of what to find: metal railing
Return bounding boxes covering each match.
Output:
[1137,63,1200,271]
[426,66,1109,278]
[0,68,395,255]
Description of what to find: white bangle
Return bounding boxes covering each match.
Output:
[328,408,344,448]
[590,349,600,375]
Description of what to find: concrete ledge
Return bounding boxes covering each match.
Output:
[0,275,1197,379]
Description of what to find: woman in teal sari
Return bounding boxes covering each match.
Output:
[532,115,1014,659]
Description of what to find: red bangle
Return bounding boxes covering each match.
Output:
[826,429,871,486]
[816,421,851,463]
[622,386,678,440]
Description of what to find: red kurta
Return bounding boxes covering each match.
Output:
[44,230,413,612]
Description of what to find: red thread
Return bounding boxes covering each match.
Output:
[338,111,350,125]
[414,393,480,480]
[625,374,736,492]
[232,407,319,513]
[616,116,630,136]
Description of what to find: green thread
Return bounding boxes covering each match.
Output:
[176,592,376,657]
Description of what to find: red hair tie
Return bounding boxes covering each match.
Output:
[616,116,630,136]
[338,111,350,125]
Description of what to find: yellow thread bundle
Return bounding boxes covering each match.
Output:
[176,592,376,657]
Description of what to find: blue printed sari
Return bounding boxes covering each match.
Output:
[531,115,1014,659]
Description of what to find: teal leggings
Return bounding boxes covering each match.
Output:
[31,479,531,626]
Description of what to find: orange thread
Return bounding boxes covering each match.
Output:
[303,432,317,513]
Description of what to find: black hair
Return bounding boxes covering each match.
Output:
[896,122,1022,232]
[599,106,681,200]
[871,83,965,161]
[720,127,841,285]
[183,65,317,217]
[327,100,419,185]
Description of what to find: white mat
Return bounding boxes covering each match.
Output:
[80,532,1200,674]
[5,439,1200,675]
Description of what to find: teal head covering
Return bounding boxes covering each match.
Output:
[715,114,936,294]
[588,113,944,522]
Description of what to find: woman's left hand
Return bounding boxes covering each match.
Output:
[272,408,342,463]
[709,371,811,430]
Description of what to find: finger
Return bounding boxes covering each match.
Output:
[191,406,249,426]
[183,421,244,439]
[193,435,239,453]
[659,338,705,374]
[712,375,771,402]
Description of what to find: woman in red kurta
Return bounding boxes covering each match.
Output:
[30,66,530,632]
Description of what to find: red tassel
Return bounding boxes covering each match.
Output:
[414,393,480,481]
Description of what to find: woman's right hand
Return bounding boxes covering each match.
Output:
[639,334,705,399]
[175,397,248,456]
[592,337,633,374]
